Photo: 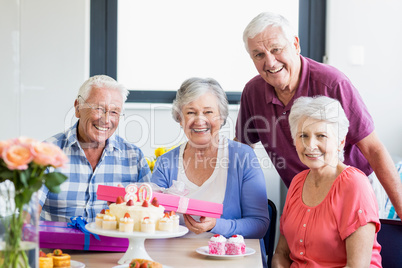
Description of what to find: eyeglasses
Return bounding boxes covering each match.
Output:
[78,95,124,119]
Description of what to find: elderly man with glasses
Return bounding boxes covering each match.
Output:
[38,75,151,223]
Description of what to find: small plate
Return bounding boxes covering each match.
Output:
[196,246,256,258]
[71,260,86,268]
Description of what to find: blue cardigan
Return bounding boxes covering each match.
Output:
[151,139,269,239]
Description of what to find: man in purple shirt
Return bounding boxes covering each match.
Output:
[235,12,402,218]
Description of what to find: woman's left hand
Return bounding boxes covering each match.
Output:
[183,214,216,234]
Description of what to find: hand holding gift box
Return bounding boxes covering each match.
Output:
[97,183,223,218]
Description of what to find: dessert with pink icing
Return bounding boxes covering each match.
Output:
[119,213,134,232]
[208,234,226,255]
[141,217,156,233]
[225,234,246,255]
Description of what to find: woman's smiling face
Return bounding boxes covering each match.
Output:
[180,92,223,148]
[295,117,342,171]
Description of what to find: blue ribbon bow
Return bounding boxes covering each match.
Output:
[68,216,100,250]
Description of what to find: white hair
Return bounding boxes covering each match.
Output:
[172,77,229,126]
[243,12,297,52]
[288,96,350,161]
[77,75,129,104]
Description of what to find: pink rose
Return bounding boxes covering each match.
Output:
[2,144,34,170]
[32,142,68,168]
[0,140,12,158]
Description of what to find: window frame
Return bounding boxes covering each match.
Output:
[90,0,326,104]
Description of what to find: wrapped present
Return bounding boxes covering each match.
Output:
[38,218,128,251]
[97,183,223,218]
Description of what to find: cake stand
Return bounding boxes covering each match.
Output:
[85,222,188,265]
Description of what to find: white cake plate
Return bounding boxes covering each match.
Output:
[86,222,188,265]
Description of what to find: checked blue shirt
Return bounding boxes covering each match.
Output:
[38,121,151,222]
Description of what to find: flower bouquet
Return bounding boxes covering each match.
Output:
[0,137,68,268]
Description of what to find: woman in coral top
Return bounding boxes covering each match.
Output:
[272,96,381,267]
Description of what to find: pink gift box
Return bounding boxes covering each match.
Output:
[39,221,128,251]
[97,185,223,218]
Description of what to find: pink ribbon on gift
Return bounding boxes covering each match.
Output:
[177,196,190,214]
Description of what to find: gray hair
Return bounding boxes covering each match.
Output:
[243,12,297,53]
[288,96,350,161]
[77,75,129,104]
[172,77,229,126]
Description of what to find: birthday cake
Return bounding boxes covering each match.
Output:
[95,183,180,233]
[109,197,165,231]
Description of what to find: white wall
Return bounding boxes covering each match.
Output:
[326,0,402,160]
[0,0,20,139]
[0,0,90,141]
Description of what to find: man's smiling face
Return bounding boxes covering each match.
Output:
[247,26,301,93]
[75,86,123,147]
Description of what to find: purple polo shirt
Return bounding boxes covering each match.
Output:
[236,56,374,187]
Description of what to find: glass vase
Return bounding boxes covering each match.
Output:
[0,181,39,268]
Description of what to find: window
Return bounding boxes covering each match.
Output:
[91,0,326,103]
[117,0,299,93]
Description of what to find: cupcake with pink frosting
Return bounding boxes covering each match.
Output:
[225,234,246,255]
[208,234,226,255]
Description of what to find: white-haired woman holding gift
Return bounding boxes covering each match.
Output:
[151,77,269,240]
